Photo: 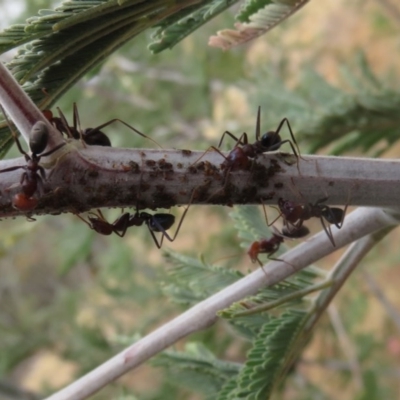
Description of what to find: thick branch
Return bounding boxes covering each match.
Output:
[0,145,400,218]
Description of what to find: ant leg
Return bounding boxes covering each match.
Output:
[335,191,351,229]
[260,200,283,227]
[75,213,92,228]
[268,253,297,272]
[218,130,248,149]
[56,107,76,140]
[72,102,87,147]
[320,217,336,247]
[255,106,262,141]
[72,103,80,133]
[87,118,163,149]
[274,118,303,160]
[39,142,67,158]
[190,145,230,166]
[147,228,163,249]
[0,165,24,174]
[150,188,196,246]
[112,213,131,238]
[35,175,45,197]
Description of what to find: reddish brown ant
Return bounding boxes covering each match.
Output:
[0,108,66,211]
[43,103,161,148]
[277,197,346,247]
[247,225,309,267]
[193,106,301,173]
[78,191,194,248]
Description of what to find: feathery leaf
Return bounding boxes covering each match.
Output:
[162,249,242,305]
[209,0,310,50]
[149,0,239,53]
[221,310,307,399]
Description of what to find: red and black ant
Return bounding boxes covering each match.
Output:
[277,197,346,247]
[193,106,301,173]
[43,103,161,148]
[247,225,309,267]
[0,109,65,211]
[78,192,194,248]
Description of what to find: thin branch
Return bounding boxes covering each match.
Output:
[0,62,63,149]
[44,207,398,400]
[304,225,396,334]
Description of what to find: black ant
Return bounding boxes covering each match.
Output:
[43,103,161,148]
[247,225,309,267]
[193,106,301,174]
[0,108,65,211]
[77,192,194,248]
[277,197,346,247]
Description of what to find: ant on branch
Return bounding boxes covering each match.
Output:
[193,106,301,174]
[43,103,161,148]
[247,225,309,267]
[77,190,195,248]
[0,107,66,211]
[277,197,347,247]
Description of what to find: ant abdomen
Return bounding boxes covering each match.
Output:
[261,131,280,149]
[82,128,111,147]
[147,213,175,232]
[29,121,49,155]
[13,193,38,211]
[322,207,344,226]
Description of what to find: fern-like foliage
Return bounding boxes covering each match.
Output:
[296,52,400,156]
[162,249,242,306]
[149,0,239,53]
[0,0,231,157]
[152,342,241,398]
[243,51,400,157]
[217,310,307,400]
[209,0,310,50]
[161,205,324,398]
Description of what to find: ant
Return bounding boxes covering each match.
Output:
[77,191,194,248]
[0,108,66,211]
[43,103,161,148]
[247,225,309,266]
[193,106,301,174]
[277,197,346,247]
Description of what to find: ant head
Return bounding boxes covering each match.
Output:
[278,198,295,213]
[247,241,261,263]
[29,121,49,155]
[260,131,281,149]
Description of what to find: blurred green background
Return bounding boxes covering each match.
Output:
[1,1,400,399]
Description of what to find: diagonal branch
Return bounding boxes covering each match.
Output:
[43,207,399,400]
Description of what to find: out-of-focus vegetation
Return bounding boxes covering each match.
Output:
[1,1,400,399]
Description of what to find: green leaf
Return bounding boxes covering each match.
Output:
[162,249,242,305]
[153,342,241,397]
[221,310,307,399]
[149,0,239,53]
